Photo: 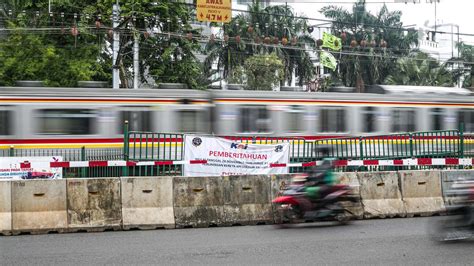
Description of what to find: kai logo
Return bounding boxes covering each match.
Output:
[230,142,248,150]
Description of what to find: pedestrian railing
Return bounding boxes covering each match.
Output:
[1,123,471,177]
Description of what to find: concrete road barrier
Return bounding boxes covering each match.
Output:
[223,175,272,225]
[358,172,406,218]
[336,172,364,219]
[399,170,445,217]
[440,170,474,206]
[12,179,67,234]
[174,176,225,228]
[67,178,121,232]
[0,181,12,236]
[121,177,175,230]
[270,174,295,223]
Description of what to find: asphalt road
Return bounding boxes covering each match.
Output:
[1,217,472,265]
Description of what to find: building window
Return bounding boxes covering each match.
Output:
[239,106,271,133]
[392,108,416,132]
[458,109,474,132]
[177,110,208,133]
[37,109,97,135]
[430,108,444,130]
[119,109,152,133]
[362,107,377,133]
[286,106,304,133]
[0,108,12,135]
[320,107,346,132]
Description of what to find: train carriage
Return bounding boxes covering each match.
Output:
[0,85,473,161]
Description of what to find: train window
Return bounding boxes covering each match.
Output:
[178,110,208,133]
[458,109,474,132]
[320,107,346,132]
[430,108,444,130]
[0,107,12,135]
[119,109,152,133]
[362,107,377,133]
[239,106,271,133]
[286,106,304,133]
[37,109,97,135]
[392,108,416,132]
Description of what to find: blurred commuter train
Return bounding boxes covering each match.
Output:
[0,85,473,150]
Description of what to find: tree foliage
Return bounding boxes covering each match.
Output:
[384,52,453,86]
[448,41,474,87]
[244,53,284,90]
[320,0,419,91]
[205,1,315,87]
[0,0,206,89]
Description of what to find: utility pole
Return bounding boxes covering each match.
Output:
[112,2,120,89]
[133,29,139,89]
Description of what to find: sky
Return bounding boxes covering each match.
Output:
[283,0,474,43]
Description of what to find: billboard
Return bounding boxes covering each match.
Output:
[184,135,290,176]
[0,157,63,180]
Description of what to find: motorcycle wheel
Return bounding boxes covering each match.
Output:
[275,203,300,228]
[431,216,471,242]
[335,209,353,225]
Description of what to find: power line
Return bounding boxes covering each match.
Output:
[2,2,474,38]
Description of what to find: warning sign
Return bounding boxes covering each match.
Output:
[196,0,232,23]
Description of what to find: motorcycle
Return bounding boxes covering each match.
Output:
[272,174,359,227]
[431,180,474,242]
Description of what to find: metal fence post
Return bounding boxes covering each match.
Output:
[9,145,14,157]
[459,123,464,157]
[409,133,414,158]
[123,120,130,177]
[359,137,364,160]
[81,146,86,178]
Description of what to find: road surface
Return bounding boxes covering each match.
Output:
[1,217,472,265]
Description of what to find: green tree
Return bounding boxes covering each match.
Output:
[320,0,418,91]
[0,31,110,86]
[384,52,453,86]
[448,41,474,87]
[0,0,111,86]
[205,1,315,87]
[0,0,206,89]
[244,53,284,90]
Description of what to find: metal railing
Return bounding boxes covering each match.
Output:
[122,124,470,175]
[1,123,471,177]
[315,130,463,160]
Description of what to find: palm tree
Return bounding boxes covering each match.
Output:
[384,52,453,86]
[320,0,418,91]
[204,1,315,87]
[448,41,474,87]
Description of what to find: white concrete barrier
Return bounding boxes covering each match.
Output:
[358,172,406,218]
[336,172,364,219]
[440,170,474,206]
[0,181,11,235]
[399,170,445,217]
[173,176,225,228]
[67,178,121,232]
[223,175,272,225]
[12,179,67,234]
[121,177,175,230]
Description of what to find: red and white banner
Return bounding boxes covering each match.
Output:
[183,135,290,176]
[0,156,63,180]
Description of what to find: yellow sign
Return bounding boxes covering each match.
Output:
[196,0,232,23]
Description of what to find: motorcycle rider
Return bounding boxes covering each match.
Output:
[304,146,338,202]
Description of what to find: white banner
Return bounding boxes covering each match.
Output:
[0,156,63,180]
[184,135,290,176]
